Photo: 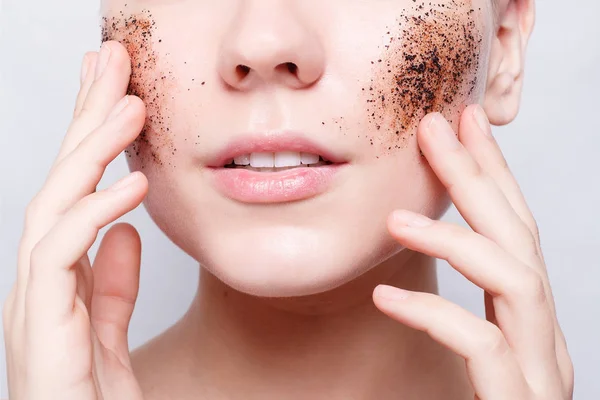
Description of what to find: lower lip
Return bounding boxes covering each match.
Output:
[208,164,346,203]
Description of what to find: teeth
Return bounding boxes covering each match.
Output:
[275,152,301,167]
[234,154,250,166]
[250,152,274,168]
[300,153,320,165]
[231,152,323,167]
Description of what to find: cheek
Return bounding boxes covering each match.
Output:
[101,8,178,170]
[362,1,484,152]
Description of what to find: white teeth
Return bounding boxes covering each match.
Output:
[274,152,301,167]
[300,153,320,165]
[234,154,250,166]
[232,152,323,167]
[250,152,274,168]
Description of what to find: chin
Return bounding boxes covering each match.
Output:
[193,225,403,298]
[135,139,447,299]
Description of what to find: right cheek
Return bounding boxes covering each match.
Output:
[102,9,180,169]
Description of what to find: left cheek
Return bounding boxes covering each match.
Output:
[360,2,488,155]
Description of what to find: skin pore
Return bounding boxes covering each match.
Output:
[98,0,499,398]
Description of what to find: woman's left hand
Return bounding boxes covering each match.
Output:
[372,105,574,400]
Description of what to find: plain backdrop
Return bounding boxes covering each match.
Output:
[1,0,599,398]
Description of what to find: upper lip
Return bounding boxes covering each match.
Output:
[206,131,349,167]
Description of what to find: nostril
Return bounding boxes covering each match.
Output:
[236,64,251,80]
[275,62,298,76]
[286,62,298,75]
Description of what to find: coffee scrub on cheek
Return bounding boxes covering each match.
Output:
[363,0,485,155]
[101,6,179,170]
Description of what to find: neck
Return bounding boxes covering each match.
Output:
[172,251,472,399]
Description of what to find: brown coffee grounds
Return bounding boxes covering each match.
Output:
[364,0,483,153]
[101,8,177,169]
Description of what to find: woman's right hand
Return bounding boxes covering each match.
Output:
[3,41,148,399]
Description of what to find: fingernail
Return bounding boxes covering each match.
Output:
[80,54,91,85]
[110,172,139,191]
[95,43,111,80]
[428,113,460,149]
[106,96,130,121]
[473,105,492,137]
[392,210,434,228]
[374,285,411,301]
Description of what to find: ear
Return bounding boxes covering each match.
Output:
[483,0,535,126]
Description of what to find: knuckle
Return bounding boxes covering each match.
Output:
[465,160,488,190]
[73,95,84,117]
[509,226,540,260]
[520,224,539,249]
[441,225,477,265]
[440,222,469,241]
[527,216,541,242]
[28,242,47,280]
[448,162,487,196]
[510,269,547,306]
[72,195,103,227]
[24,196,44,227]
[499,155,511,174]
[471,161,486,182]
[76,103,95,123]
[444,223,476,250]
[76,193,98,211]
[474,325,508,357]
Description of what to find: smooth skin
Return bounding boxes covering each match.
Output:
[3,41,573,399]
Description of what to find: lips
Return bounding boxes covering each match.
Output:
[206,132,349,204]
[206,132,348,168]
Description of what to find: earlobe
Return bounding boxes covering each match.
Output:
[483,0,535,126]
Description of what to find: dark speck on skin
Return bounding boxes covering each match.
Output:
[101,9,205,169]
[101,9,176,168]
[363,0,483,154]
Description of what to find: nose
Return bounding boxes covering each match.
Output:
[218,1,326,91]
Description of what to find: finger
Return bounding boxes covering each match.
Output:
[459,105,542,255]
[388,210,562,391]
[36,95,145,218]
[91,224,143,399]
[417,113,539,267]
[91,223,141,364]
[373,285,529,400]
[25,172,147,327]
[17,96,145,300]
[457,106,555,307]
[53,41,132,169]
[73,52,99,118]
[459,105,572,389]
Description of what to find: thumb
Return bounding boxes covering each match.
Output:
[90,222,141,369]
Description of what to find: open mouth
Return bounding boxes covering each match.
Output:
[207,133,348,203]
[222,152,335,172]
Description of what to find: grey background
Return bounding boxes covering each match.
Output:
[1,0,598,398]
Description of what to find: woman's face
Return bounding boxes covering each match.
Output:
[101,0,496,297]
